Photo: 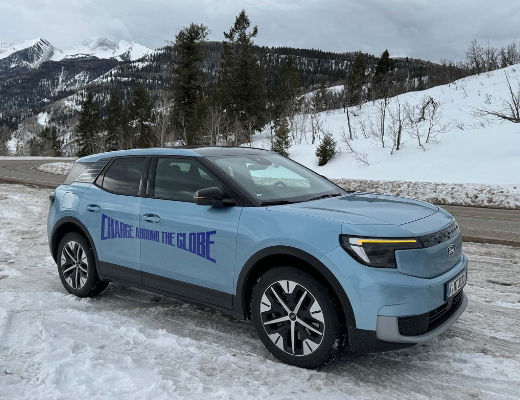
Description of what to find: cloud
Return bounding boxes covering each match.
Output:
[1,0,519,61]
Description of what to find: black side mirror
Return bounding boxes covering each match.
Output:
[194,187,236,207]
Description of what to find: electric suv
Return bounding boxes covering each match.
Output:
[47,147,468,368]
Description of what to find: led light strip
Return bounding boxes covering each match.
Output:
[357,239,417,245]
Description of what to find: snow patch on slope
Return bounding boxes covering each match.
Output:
[37,112,49,126]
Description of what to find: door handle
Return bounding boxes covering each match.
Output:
[87,204,101,213]
[143,213,161,223]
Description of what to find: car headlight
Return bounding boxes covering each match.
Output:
[339,235,422,268]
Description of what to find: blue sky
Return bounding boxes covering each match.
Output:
[1,0,519,61]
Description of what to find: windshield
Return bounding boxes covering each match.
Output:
[208,153,344,204]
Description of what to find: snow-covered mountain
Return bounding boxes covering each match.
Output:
[53,37,152,62]
[0,38,58,69]
[0,37,151,67]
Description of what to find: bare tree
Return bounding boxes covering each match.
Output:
[388,98,404,153]
[478,73,520,123]
[466,40,485,74]
[376,95,390,148]
[340,128,369,165]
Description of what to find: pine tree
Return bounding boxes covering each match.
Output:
[41,126,61,156]
[373,49,394,100]
[220,10,267,143]
[171,23,209,145]
[76,91,101,156]
[129,85,155,148]
[105,90,123,151]
[346,52,367,106]
[315,132,337,166]
[271,117,291,157]
[375,49,393,76]
[276,57,301,118]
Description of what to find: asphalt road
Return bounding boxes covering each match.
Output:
[1,158,519,246]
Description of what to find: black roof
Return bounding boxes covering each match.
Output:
[182,146,272,156]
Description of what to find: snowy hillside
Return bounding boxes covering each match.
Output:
[253,65,520,185]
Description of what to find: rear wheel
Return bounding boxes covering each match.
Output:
[57,232,108,297]
[251,267,345,368]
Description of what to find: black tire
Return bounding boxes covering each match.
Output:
[251,266,345,368]
[57,232,108,297]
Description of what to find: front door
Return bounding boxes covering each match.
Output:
[139,157,242,308]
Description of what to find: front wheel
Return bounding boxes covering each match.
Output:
[251,267,345,368]
[57,232,108,297]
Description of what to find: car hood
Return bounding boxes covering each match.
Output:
[267,193,439,226]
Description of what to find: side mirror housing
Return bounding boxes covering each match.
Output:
[194,187,236,206]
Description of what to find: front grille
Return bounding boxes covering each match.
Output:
[419,221,460,248]
[398,291,464,336]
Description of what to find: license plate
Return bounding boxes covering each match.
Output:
[446,269,467,300]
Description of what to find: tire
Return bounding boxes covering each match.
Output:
[251,266,345,368]
[57,232,108,297]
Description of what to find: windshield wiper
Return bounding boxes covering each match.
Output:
[260,199,294,206]
[306,193,343,202]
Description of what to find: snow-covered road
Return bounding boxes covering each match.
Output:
[1,184,519,400]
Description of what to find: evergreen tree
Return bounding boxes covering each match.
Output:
[271,117,291,157]
[373,49,394,99]
[105,90,123,151]
[346,52,367,106]
[129,85,155,148]
[171,23,209,145]
[76,91,101,156]
[315,132,337,166]
[220,10,266,143]
[41,126,61,156]
[375,49,393,76]
[276,57,301,117]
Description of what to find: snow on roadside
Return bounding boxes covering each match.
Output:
[36,161,73,175]
[333,179,520,209]
[1,184,520,399]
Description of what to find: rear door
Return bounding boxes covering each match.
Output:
[80,156,148,282]
[139,156,243,308]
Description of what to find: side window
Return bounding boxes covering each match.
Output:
[153,158,220,202]
[101,157,146,196]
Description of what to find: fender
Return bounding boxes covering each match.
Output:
[234,245,357,328]
[49,216,103,278]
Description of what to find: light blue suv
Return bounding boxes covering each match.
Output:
[47,147,468,368]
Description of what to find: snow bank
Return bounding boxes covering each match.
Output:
[333,179,520,209]
[36,161,73,175]
[1,184,520,399]
[253,64,520,185]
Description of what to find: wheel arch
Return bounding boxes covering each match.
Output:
[234,246,356,329]
[50,217,102,277]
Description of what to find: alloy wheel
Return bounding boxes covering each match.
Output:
[60,241,88,290]
[260,280,325,356]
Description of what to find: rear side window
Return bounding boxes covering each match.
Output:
[64,162,89,185]
[101,157,146,196]
[64,159,110,185]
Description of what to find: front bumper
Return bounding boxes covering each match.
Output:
[376,292,467,343]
